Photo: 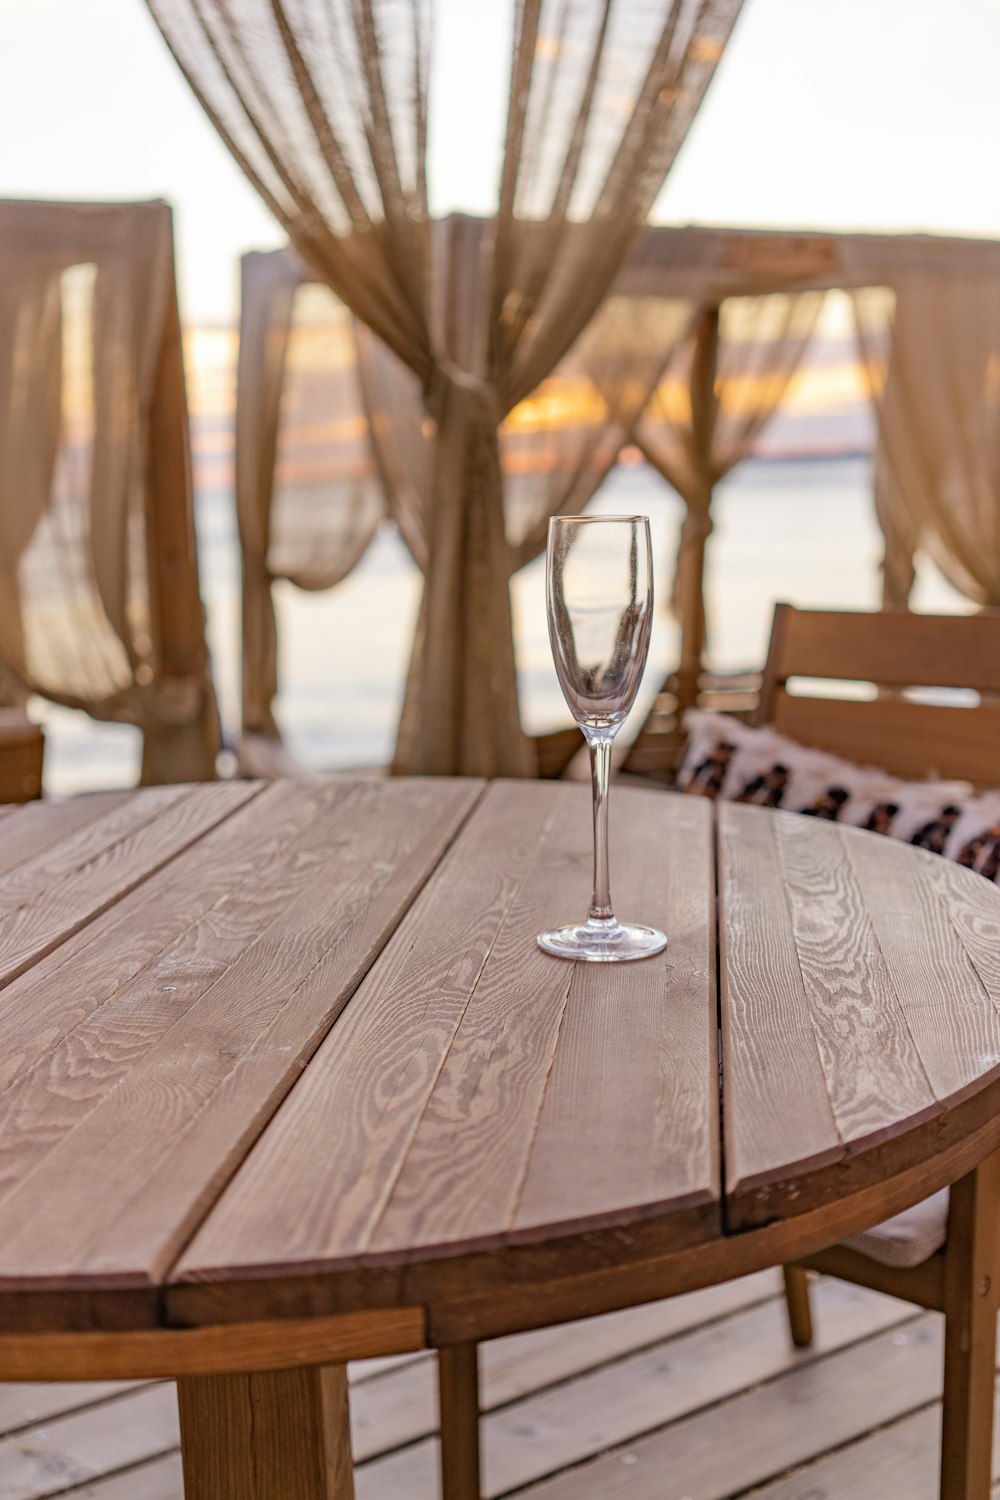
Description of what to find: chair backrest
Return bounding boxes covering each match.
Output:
[757,603,1000,787]
[0,199,219,785]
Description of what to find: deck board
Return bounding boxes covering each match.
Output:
[4,1273,985,1500]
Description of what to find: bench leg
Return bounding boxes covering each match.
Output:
[177,1364,354,1499]
[783,1265,814,1348]
[438,1343,482,1500]
[940,1151,1000,1500]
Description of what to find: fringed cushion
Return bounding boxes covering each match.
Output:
[842,1188,950,1269]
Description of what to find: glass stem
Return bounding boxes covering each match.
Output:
[588,732,615,924]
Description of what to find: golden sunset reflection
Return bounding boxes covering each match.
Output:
[179,323,873,493]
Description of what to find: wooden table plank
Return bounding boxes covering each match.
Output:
[772,811,939,1150]
[0,786,192,917]
[170,784,719,1328]
[924,852,1000,1013]
[0,781,361,1206]
[0,778,482,1331]
[0,783,258,993]
[512,790,716,1238]
[718,803,842,1203]
[845,830,1000,1110]
[0,792,130,881]
[367,782,586,1259]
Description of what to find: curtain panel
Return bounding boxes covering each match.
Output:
[0,200,219,784]
[843,241,1000,611]
[236,249,386,744]
[146,0,744,776]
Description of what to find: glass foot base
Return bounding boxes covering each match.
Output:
[537,918,668,963]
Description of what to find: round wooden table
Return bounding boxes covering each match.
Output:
[1,777,999,1499]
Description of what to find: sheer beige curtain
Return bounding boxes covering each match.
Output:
[0,200,219,783]
[845,240,1000,609]
[633,290,824,703]
[237,249,385,751]
[146,0,744,776]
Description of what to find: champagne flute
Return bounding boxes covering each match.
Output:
[537,515,667,962]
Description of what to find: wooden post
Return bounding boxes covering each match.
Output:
[143,219,219,784]
[438,1342,482,1500]
[177,1364,355,1500]
[940,1148,1000,1500]
[674,306,720,720]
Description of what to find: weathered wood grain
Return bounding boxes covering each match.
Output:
[513,792,715,1238]
[925,850,1000,1014]
[717,801,841,1201]
[845,829,1000,1110]
[170,781,563,1306]
[374,785,713,1256]
[416,1104,1000,1345]
[0,783,259,992]
[0,792,128,880]
[0,787,192,916]
[772,810,938,1149]
[516,1313,941,1500]
[0,1382,178,1499]
[752,1404,1000,1500]
[57,1453,184,1500]
[170,784,716,1328]
[0,778,482,1331]
[367,783,589,1259]
[177,1366,354,1499]
[0,781,369,1204]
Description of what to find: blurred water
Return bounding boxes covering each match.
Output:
[36,455,968,793]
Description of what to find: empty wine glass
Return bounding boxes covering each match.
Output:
[537,515,668,962]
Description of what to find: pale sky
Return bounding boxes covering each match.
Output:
[2,0,999,323]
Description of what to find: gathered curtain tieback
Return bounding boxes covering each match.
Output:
[426,358,503,429]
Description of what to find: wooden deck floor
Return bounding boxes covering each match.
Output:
[3,1272,999,1499]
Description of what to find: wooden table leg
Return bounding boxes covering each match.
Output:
[438,1343,482,1500]
[177,1364,354,1499]
[940,1149,1000,1500]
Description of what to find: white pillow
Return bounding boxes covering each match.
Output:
[678,711,1000,885]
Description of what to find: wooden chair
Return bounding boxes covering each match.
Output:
[761,603,1000,1500]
